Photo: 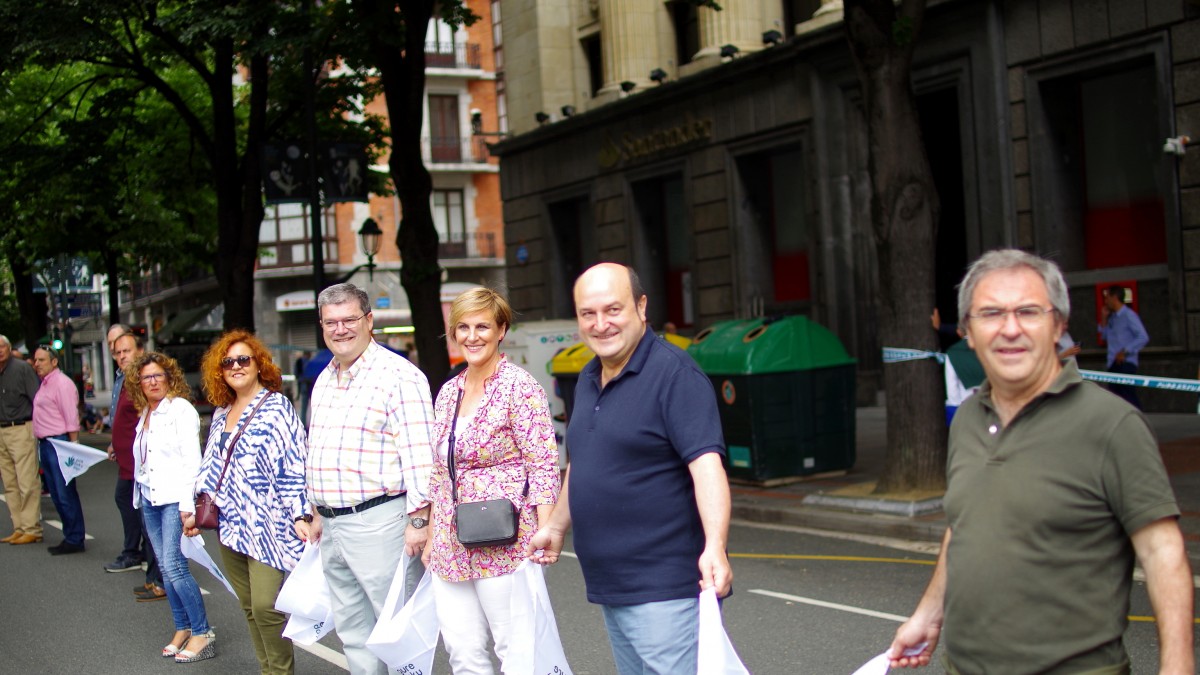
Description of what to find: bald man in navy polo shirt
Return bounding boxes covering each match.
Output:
[529,262,733,674]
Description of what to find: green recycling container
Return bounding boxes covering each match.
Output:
[688,316,856,482]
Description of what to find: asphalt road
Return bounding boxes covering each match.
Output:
[1,456,1196,674]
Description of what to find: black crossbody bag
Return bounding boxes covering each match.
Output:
[448,387,528,548]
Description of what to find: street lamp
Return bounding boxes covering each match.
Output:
[359,217,382,272]
[332,217,384,284]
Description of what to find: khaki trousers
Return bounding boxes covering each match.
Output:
[220,545,294,675]
[0,423,42,536]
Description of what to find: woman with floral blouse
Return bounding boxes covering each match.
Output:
[186,330,308,675]
[422,287,561,674]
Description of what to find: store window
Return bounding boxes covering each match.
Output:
[547,196,597,319]
[736,146,811,312]
[1028,43,1178,346]
[632,174,692,329]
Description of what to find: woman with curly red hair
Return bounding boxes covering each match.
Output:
[186,330,308,675]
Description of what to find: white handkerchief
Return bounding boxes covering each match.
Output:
[179,532,238,597]
[49,438,108,485]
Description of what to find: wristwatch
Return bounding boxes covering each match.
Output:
[410,517,428,529]
[294,514,313,524]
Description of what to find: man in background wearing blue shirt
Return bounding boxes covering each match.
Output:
[1099,285,1149,409]
[529,262,733,674]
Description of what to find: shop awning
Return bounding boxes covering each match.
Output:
[156,304,217,343]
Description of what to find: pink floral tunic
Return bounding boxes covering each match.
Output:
[428,356,561,582]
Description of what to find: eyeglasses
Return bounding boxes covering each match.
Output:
[320,313,367,331]
[139,373,167,384]
[220,355,255,370]
[966,306,1058,327]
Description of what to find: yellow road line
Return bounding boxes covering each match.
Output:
[1128,616,1200,624]
[730,553,935,565]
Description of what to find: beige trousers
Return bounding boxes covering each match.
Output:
[0,423,42,536]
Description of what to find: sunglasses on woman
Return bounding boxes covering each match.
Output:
[220,355,256,370]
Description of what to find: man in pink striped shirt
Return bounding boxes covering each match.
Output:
[32,346,85,555]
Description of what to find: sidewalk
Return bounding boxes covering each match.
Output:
[729,407,1200,569]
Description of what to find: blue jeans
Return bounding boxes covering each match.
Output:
[38,435,86,546]
[601,598,699,675]
[142,501,210,634]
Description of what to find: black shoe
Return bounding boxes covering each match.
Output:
[104,556,142,572]
[47,541,86,556]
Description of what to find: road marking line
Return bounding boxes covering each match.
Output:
[733,519,943,556]
[44,518,96,540]
[750,589,909,622]
[752,590,1200,625]
[295,640,350,669]
[731,553,934,565]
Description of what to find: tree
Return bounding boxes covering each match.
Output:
[844,0,946,491]
[0,1,386,334]
[0,61,216,346]
[329,0,478,392]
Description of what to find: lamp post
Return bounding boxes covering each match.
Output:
[329,218,383,285]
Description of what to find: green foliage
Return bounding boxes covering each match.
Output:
[0,61,215,282]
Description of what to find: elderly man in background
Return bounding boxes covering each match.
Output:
[32,345,85,555]
[0,335,43,545]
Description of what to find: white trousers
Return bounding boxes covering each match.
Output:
[432,572,515,675]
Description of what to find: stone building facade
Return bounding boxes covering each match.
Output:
[492,0,1200,411]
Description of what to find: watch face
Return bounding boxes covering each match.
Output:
[411,517,428,529]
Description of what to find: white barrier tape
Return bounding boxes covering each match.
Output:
[1079,369,1200,393]
[882,348,945,365]
[885,346,1200,393]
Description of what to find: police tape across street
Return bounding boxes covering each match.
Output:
[881,347,1200,394]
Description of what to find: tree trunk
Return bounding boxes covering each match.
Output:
[845,0,946,492]
[8,250,47,351]
[364,0,451,395]
[210,36,266,332]
[103,249,121,327]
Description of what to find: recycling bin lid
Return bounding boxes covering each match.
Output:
[549,332,692,375]
[688,316,854,375]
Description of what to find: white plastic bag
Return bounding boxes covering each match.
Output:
[275,541,336,645]
[179,532,238,597]
[849,643,928,675]
[282,603,336,645]
[697,587,750,675]
[275,541,331,619]
[366,555,439,673]
[504,560,573,675]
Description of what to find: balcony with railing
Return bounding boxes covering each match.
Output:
[423,135,492,166]
[440,231,499,260]
[425,42,481,70]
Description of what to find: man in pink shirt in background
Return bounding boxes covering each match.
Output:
[32,346,85,555]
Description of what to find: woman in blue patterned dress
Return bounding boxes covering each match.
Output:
[185,330,309,675]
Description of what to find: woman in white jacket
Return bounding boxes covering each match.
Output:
[128,352,215,663]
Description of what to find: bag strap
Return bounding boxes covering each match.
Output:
[213,391,272,493]
[448,387,465,505]
[448,382,530,506]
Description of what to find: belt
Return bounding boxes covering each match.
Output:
[315,491,404,519]
[0,419,30,427]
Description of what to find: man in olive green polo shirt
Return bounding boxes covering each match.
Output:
[888,250,1192,674]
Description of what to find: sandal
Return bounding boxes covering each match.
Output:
[175,629,216,663]
[162,630,191,657]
